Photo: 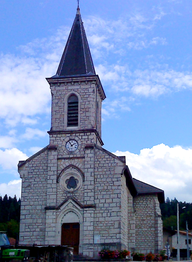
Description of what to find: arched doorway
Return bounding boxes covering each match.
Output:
[60,211,81,255]
[61,222,80,254]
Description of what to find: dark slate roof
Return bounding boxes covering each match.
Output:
[55,7,96,77]
[133,178,165,203]
[123,166,137,197]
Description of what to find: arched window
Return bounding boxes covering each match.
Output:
[67,94,78,127]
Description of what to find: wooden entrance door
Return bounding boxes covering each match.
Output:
[61,223,80,254]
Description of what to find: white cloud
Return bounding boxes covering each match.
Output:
[21,128,47,140]
[0,148,28,170]
[21,117,38,125]
[1,14,190,129]
[131,83,167,97]
[127,37,167,50]
[97,63,192,99]
[129,14,153,30]
[154,11,167,21]
[0,54,51,126]
[8,129,17,136]
[131,70,192,97]
[0,136,18,149]
[96,64,121,82]
[102,97,131,118]
[84,12,168,59]
[0,26,69,127]
[0,180,21,198]
[115,144,192,202]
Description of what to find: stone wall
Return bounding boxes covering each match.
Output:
[50,78,103,137]
[80,146,124,257]
[121,175,128,249]
[19,149,48,245]
[154,196,163,253]
[134,195,163,254]
[127,188,135,251]
[94,147,123,246]
[19,134,163,256]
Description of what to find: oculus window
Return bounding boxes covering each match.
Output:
[59,171,82,192]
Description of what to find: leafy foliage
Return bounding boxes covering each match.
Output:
[99,249,130,259]
[146,252,155,261]
[0,195,20,238]
[160,197,192,230]
[132,252,145,261]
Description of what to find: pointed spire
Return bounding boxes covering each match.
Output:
[77,0,80,14]
[55,6,96,78]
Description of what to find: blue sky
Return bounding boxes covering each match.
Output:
[1,0,192,202]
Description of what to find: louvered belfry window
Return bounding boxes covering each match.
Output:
[67,94,78,127]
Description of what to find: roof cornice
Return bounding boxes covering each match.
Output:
[48,128,104,146]
[46,74,106,101]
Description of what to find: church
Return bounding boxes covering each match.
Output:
[18,5,164,258]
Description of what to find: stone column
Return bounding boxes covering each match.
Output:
[83,144,95,257]
[83,208,95,257]
[84,144,95,205]
[127,190,135,251]
[45,145,58,244]
[154,197,163,253]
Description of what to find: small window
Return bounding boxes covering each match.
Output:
[185,239,191,245]
[67,94,78,127]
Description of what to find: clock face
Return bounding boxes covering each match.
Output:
[66,139,78,152]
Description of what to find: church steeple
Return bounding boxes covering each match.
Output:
[55,6,96,77]
[47,5,106,145]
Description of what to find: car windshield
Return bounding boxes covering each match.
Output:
[0,233,10,246]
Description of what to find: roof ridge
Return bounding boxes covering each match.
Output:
[80,15,88,73]
[56,15,77,76]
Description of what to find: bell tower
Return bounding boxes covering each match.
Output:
[47,6,106,148]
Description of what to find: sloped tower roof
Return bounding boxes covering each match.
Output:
[55,6,96,77]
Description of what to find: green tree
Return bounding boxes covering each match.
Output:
[163,215,177,230]
[7,219,19,239]
[0,195,20,238]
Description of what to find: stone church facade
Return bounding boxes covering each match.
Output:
[18,6,164,258]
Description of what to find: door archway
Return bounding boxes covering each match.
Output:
[60,210,81,255]
[61,222,80,254]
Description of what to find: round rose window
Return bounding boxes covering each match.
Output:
[59,171,82,192]
[65,176,79,189]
